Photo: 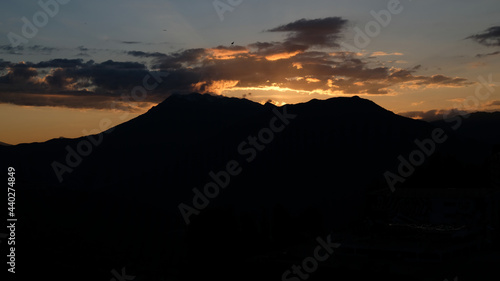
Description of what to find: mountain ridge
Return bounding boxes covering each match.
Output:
[2,92,499,281]
[1,92,493,188]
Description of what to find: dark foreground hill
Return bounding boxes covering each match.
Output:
[1,93,499,281]
[432,111,500,145]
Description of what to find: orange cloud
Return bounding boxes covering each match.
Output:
[306,77,321,83]
[371,51,404,56]
[207,47,249,60]
[292,62,303,69]
[192,80,240,95]
[265,51,302,61]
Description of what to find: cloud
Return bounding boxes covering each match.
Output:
[75,53,92,58]
[2,63,38,83]
[248,41,309,59]
[0,44,59,55]
[33,59,89,68]
[114,40,178,46]
[486,100,500,107]
[154,48,208,69]
[77,46,89,51]
[468,26,500,46]
[371,51,404,56]
[119,41,142,44]
[387,71,473,89]
[0,91,147,111]
[192,80,239,95]
[0,59,11,70]
[0,45,25,55]
[476,51,500,58]
[127,51,168,58]
[0,17,473,110]
[0,60,169,110]
[416,75,471,88]
[29,45,59,54]
[266,17,348,48]
[207,45,250,60]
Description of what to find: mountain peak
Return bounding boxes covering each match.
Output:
[158,93,383,111]
[298,95,392,117]
[148,92,266,116]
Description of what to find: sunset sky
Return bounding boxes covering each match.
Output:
[1,0,500,145]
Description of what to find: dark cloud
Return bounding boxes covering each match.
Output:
[44,68,72,89]
[387,69,473,88]
[0,44,59,55]
[267,17,348,48]
[77,46,89,51]
[213,45,247,52]
[95,60,146,70]
[249,41,308,56]
[0,59,169,110]
[0,91,145,111]
[416,75,470,86]
[0,45,19,51]
[34,59,88,68]
[153,48,208,69]
[476,51,500,58]
[74,46,91,57]
[58,60,150,92]
[29,45,59,54]
[127,51,167,58]
[248,42,274,50]
[4,63,38,82]
[119,41,142,44]
[75,53,92,58]
[468,26,500,46]
[0,44,24,55]
[0,59,11,70]
[0,63,43,95]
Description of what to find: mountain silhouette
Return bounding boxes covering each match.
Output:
[1,93,499,281]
